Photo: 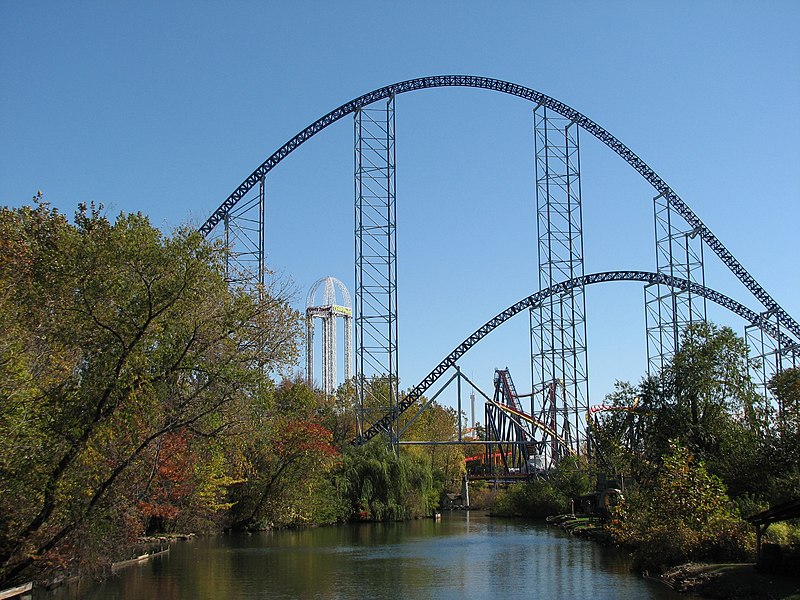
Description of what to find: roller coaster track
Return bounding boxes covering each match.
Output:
[486,395,574,456]
[355,270,800,444]
[199,75,799,342]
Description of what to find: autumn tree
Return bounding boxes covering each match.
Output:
[226,379,342,530]
[0,200,300,585]
[400,398,465,493]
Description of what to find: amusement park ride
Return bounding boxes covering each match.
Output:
[202,76,799,481]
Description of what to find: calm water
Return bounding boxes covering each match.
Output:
[38,513,695,600]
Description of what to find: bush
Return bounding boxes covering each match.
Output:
[609,443,754,572]
[492,480,567,518]
[467,481,499,510]
[763,520,800,546]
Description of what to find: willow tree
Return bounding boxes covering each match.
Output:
[0,200,300,585]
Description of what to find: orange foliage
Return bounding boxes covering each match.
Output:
[274,420,339,460]
[137,429,196,523]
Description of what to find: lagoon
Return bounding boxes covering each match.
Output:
[38,513,696,600]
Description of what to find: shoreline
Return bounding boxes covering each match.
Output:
[29,533,196,595]
[547,514,800,599]
[660,563,800,599]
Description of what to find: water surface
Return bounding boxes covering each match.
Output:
[39,513,695,599]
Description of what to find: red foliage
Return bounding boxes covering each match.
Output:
[137,429,196,523]
[273,419,339,460]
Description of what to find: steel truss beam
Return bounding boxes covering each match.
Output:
[354,270,800,444]
[354,97,399,440]
[199,75,800,344]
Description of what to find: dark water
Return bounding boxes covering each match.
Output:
[38,513,695,600]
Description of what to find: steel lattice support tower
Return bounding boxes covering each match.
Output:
[220,176,266,293]
[306,277,353,396]
[645,195,707,375]
[531,105,589,461]
[746,312,798,417]
[354,96,399,441]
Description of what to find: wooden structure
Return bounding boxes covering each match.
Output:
[746,498,800,561]
[0,582,32,600]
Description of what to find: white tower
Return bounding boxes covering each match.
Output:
[306,277,352,396]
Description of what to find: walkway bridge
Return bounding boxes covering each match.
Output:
[199,76,798,472]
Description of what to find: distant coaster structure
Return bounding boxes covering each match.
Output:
[306,276,352,397]
[199,76,798,464]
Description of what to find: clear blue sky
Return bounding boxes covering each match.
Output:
[2,1,798,413]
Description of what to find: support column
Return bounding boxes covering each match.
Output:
[327,311,338,396]
[258,176,266,293]
[344,314,353,382]
[354,96,399,442]
[306,277,353,397]
[306,315,315,388]
[321,314,330,396]
[216,175,267,295]
[531,106,589,467]
[645,195,707,375]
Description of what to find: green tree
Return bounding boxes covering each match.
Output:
[493,479,567,518]
[588,381,641,477]
[400,398,465,495]
[668,322,763,451]
[335,440,436,521]
[0,201,300,585]
[768,367,800,439]
[762,368,800,503]
[549,455,591,499]
[630,323,764,492]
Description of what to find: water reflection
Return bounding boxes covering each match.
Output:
[38,513,695,600]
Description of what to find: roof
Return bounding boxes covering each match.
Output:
[745,498,800,526]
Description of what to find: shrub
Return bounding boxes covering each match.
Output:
[492,480,567,518]
[609,443,754,572]
[467,481,499,510]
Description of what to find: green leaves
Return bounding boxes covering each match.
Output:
[610,443,753,571]
[335,439,436,522]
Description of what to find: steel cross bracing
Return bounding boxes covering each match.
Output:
[645,195,707,375]
[354,98,399,440]
[746,313,798,405]
[353,270,800,444]
[198,75,800,343]
[532,105,589,460]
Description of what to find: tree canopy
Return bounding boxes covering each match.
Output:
[0,200,301,584]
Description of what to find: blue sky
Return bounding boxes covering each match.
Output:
[2,1,799,414]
